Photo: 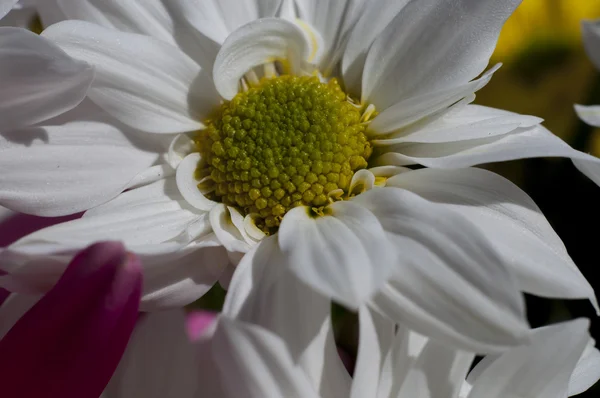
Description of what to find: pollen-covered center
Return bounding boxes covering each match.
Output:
[196,75,372,233]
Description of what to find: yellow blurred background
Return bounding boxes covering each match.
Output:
[479,0,600,151]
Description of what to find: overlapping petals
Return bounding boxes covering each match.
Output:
[0,27,93,132]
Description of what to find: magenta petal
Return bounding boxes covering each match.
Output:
[186,310,217,341]
[0,241,142,398]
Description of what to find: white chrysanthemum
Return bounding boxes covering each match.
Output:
[1,0,599,352]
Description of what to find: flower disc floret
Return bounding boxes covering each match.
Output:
[197,75,372,232]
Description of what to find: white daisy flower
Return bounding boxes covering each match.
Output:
[2,0,599,351]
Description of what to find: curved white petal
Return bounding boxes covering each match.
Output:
[0,101,160,216]
[176,153,218,211]
[361,0,520,110]
[1,178,227,309]
[104,310,198,398]
[353,188,529,354]
[209,204,252,261]
[468,319,591,398]
[161,0,281,71]
[203,317,320,398]
[380,123,600,171]
[387,168,598,310]
[575,104,600,128]
[368,67,508,136]
[213,17,309,100]
[0,27,93,132]
[43,20,218,134]
[278,201,395,309]
[223,237,351,397]
[582,20,600,71]
[168,133,196,169]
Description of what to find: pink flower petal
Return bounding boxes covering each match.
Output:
[186,310,217,341]
[0,241,142,398]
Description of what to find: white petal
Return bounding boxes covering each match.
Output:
[380,123,600,170]
[223,237,351,397]
[278,201,395,309]
[177,0,280,44]
[294,0,363,72]
[341,0,410,97]
[0,27,93,131]
[126,164,175,190]
[43,20,218,133]
[387,168,598,310]
[56,0,220,71]
[369,67,514,136]
[350,306,395,398]
[57,0,175,43]
[205,317,320,398]
[468,319,591,398]
[569,343,600,396]
[167,133,196,169]
[374,104,542,147]
[394,337,474,398]
[16,178,207,246]
[104,310,198,398]
[2,178,228,309]
[582,20,600,71]
[575,104,600,127]
[390,104,542,144]
[361,0,520,110]
[353,188,529,354]
[176,153,218,211]
[138,237,227,311]
[213,17,309,100]
[0,101,160,216]
[0,0,18,20]
[574,157,600,187]
[209,204,252,260]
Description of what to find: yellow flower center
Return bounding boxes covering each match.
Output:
[196,75,372,233]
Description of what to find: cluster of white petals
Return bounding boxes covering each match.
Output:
[0,0,600,396]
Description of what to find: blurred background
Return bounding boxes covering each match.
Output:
[3,0,600,394]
